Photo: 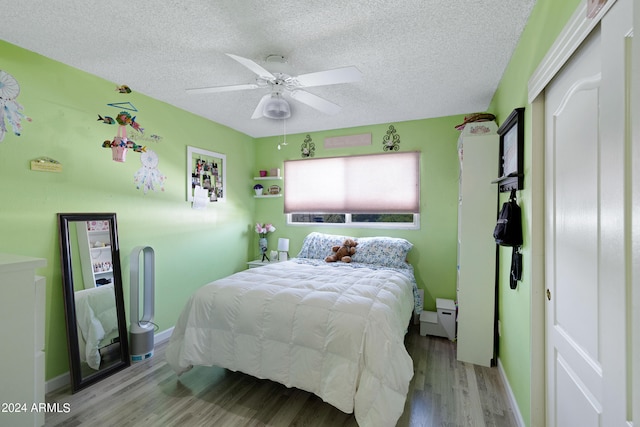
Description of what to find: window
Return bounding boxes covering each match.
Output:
[291,214,346,223]
[351,213,415,222]
[288,213,419,229]
[285,152,420,229]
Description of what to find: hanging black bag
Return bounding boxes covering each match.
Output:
[493,189,523,289]
[493,189,523,247]
[510,247,522,289]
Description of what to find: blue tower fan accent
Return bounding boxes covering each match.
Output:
[129,246,155,362]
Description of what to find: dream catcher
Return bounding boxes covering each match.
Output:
[0,70,30,142]
[134,150,166,194]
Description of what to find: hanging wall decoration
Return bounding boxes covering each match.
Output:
[100,111,146,162]
[134,149,166,194]
[301,134,315,158]
[382,125,400,151]
[102,93,163,144]
[115,84,132,94]
[97,85,163,164]
[0,70,31,143]
[97,114,116,124]
[107,102,138,112]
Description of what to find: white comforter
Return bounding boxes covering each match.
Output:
[166,259,415,427]
[75,284,118,370]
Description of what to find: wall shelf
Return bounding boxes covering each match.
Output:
[254,175,282,197]
[491,173,525,192]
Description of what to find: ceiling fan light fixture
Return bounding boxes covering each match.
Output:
[263,94,291,119]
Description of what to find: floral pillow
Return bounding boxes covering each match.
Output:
[296,232,350,260]
[350,236,413,269]
[297,232,413,269]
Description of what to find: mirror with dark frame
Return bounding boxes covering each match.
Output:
[58,213,130,392]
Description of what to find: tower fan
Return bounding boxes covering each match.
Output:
[129,246,155,362]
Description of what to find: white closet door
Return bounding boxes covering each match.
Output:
[544,0,631,425]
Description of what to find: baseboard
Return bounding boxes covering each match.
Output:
[497,358,526,427]
[45,372,71,394]
[154,326,174,344]
[45,327,175,394]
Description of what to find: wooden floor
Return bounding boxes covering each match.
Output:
[46,325,518,426]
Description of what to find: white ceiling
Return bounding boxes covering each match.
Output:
[1,0,536,138]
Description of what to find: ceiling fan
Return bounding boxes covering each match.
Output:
[186,53,362,120]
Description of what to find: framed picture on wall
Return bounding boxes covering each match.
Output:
[187,146,226,202]
[495,107,524,192]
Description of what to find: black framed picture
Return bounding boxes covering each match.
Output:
[495,107,524,192]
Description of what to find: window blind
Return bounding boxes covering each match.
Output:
[284,151,420,213]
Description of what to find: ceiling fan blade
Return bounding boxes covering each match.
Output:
[186,83,259,94]
[226,53,275,80]
[295,66,362,88]
[251,94,272,119]
[289,90,341,115]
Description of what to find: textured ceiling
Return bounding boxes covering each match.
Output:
[1,0,536,138]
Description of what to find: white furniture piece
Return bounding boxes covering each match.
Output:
[419,298,456,340]
[0,253,47,427]
[455,122,499,367]
[76,221,114,289]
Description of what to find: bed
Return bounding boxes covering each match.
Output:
[74,283,119,370]
[165,232,422,427]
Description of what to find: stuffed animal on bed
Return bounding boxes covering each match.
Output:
[325,238,358,263]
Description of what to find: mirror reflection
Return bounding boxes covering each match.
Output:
[58,213,129,392]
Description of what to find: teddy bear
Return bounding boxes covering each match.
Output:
[325,238,358,263]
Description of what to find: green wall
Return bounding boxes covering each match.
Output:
[487,0,582,425]
[254,118,463,310]
[0,40,256,380]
